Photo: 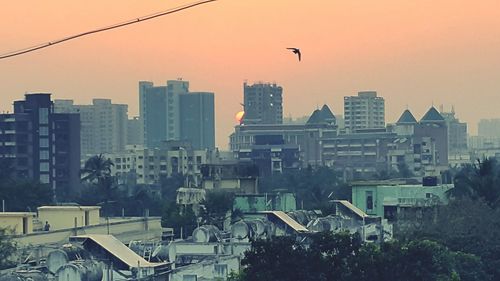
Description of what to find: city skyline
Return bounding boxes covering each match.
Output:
[2,0,500,148]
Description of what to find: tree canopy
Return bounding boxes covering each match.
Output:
[239,232,486,281]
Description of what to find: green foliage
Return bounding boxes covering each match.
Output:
[0,228,17,270]
[399,198,496,280]
[160,173,186,203]
[162,202,197,239]
[449,158,500,207]
[259,166,350,210]
[200,191,234,229]
[0,159,53,211]
[238,232,485,281]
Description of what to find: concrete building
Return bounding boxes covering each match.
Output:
[344,91,385,132]
[0,212,35,235]
[230,104,338,167]
[200,160,259,194]
[139,80,189,148]
[37,206,101,231]
[0,94,81,198]
[351,181,452,222]
[54,99,128,157]
[180,92,215,149]
[243,82,283,124]
[106,141,209,186]
[478,118,500,138]
[440,108,468,155]
[127,116,143,146]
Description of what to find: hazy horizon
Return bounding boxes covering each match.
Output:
[2,0,500,148]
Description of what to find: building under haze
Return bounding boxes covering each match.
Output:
[0,94,80,198]
[344,91,385,132]
[440,107,468,155]
[139,80,215,150]
[478,118,500,138]
[243,82,283,125]
[127,116,143,146]
[180,92,215,150]
[54,99,128,157]
[139,80,189,148]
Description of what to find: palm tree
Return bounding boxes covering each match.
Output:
[81,155,115,215]
[81,154,114,183]
[448,157,500,207]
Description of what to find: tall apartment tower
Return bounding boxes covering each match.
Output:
[180,92,215,149]
[243,82,283,124]
[139,80,189,148]
[0,94,80,198]
[54,99,128,157]
[344,91,385,132]
[127,116,143,146]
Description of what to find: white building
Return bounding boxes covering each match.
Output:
[344,91,385,132]
[54,99,128,157]
[105,142,209,186]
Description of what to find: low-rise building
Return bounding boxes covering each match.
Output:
[0,212,35,235]
[37,206,100,230]
[350,180,452,221]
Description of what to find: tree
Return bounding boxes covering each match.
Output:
[0,228,17,270]
[81,155,116,216]
[200,191,235,228]
[162,202,197,239]
[238,232,486,281]
[448,158,500,207]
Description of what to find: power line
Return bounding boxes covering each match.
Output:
[0,0,217,60]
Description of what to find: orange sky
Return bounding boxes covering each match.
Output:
[2,0,500,148]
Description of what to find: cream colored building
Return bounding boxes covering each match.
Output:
[0,212,35,235]
[106,143,210,186]
[37,206,100,231]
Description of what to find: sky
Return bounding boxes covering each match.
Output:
[2,0,500,148]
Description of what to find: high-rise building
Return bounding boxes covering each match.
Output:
[0,94,80,198]
[139,80,189,148]
[243,82,283,124]
[440,108,467,154]
[478,119,500,138]
[54,99,128,157]
[127,116,143,146]
[180,92,215,149]
[344,91,385,132]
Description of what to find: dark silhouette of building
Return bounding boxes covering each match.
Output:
[243,82,283,124]
[180,92,215,150]
[0,94,80,199]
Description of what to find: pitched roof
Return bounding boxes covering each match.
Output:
[396,109,417,124]
[306,109,322,124]
[306,104,336,125]
[420,106,445,122]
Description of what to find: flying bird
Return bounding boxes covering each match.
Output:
[287,48,301,61]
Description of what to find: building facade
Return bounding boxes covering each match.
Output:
[344,91,385,132]
[243,82,283,124]
[54,99,128,157]
[180,92,215,149]
[441,109,467,155]
[0,94,81,198]
[106,141,210,186]
[127,116,143,146]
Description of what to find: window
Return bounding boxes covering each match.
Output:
[40,162,50,172]
[39,126,49,136]
[214,264,228,278]
[40,150,49,160]
[40,174,50,184]
[366,191,374,211]
[39,138,49,148]
[39,108,49,124]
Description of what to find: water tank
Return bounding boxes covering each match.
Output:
[152,243,170,262]
[231,221,250,240]
[55,261,102,281]
[246,219,266,238]
[46,245,90,274]
[192,225,221,243]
